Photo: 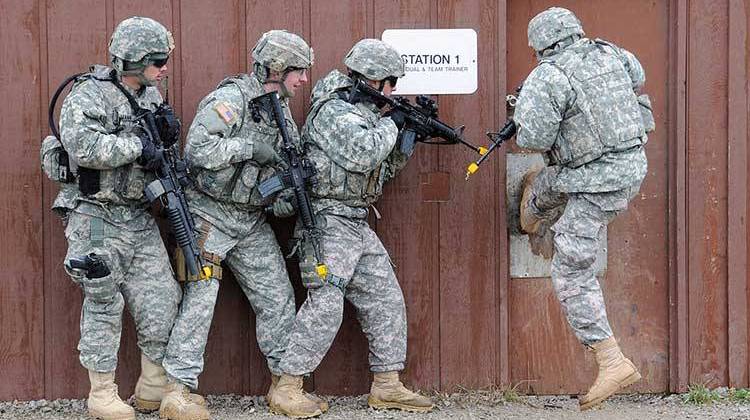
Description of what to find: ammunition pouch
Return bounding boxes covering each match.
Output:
[41,135,76,183]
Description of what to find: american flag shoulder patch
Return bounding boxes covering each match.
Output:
[213,102,237,125]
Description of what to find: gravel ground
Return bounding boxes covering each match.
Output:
[3,391,750,420]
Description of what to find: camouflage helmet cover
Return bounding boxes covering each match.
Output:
[109,16,174,64]
[252,30,314,73]
[344,38,405,81]
[527,7,585,52]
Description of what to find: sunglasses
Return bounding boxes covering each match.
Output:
[148,55,170,68]
[385,76,398,88]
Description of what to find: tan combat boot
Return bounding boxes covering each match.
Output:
[159,381,210,420]
[579,337,641,410]
[268,374,329,413]
[134,355,205,412]
[368,371,433,413]
[519,168,543,234]
[87,370,135,420]
[268,374,323,418]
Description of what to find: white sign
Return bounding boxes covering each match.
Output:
[381,28,477,95]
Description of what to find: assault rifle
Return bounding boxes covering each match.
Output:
[347,79,486,156]
[254,92,328,280]
[465,86,521,180]
[110,76,211,279]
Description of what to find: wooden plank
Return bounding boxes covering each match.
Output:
[437,0,500,390]
[727,0,749,389]
[746,0,750,389]
[506,0,670,393]
[686,0,729,387]
[179,0,242,129]
[0,0,45,401]
[496,0,510,386]
[668,0,690,393]
[510,279,593,394]
[307,0,371,396]
[43,0,108,399]
[372,0,441,392]
[178,0,254,395]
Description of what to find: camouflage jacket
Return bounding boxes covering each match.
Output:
[184,73,296,229]
[515,38,648,193]
[57,64,161,228]
[302,70,408,217]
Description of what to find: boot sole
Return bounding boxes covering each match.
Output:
[579,370,642,411]
[268,402,322,418]
[519,170,543,235]
[159,405,210,420]
[367,398,434,413]
[134,397,160,413]
[88,408,135,420]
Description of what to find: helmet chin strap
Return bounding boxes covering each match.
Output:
[264,69,293,98]
[116,57,155,88]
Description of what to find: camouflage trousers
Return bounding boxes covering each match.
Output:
[63,211,181,373]
[530,167,640,346]
[279,213,407,376]
[163,212,295,389]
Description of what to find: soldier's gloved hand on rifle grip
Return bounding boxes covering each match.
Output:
[84,255,111,279]
[272,197,295,218]
[134,127,163,171]
[252,142,282,166]
[384,108,408,130]
[154,104,181,148]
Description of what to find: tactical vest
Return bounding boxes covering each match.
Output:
[43,66,158,206]
[303,92,389,208]
[190,74,289,207]
[542,39,646,168]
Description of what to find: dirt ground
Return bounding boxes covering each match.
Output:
[3,391,750,420]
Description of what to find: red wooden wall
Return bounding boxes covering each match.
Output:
[0,0,748,399]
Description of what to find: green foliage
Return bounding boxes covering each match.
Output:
[682,384,721,405]
[728,388,750,403]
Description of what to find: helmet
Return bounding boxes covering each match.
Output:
[344,39,404,81]
[252,30,314,82]
[527,7,585,52]
[109,16,174,73]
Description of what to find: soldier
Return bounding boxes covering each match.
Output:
[270,39,434,418]
[514,7,654,410]
[159,30,321,419]
[54,16,187,420]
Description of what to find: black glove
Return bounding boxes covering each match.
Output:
[154,104,181,148]
[135,127,163,171]
[384,108,408,130]
[68,253,111,279]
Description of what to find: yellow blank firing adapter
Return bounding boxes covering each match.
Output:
[465,162,479,179]
[478,147,488,156]
[201,266,212,280]
[316,264,328,279]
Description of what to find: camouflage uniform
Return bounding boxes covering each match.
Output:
[514,8,651,345]
[57,63,181,372]
[163,30,314,390]
[278,67,411,376]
